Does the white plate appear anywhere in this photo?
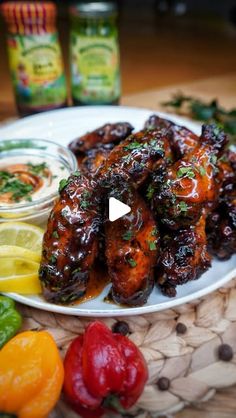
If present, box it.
[0,106,235,317]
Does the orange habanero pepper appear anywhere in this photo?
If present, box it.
[0,330,64,418]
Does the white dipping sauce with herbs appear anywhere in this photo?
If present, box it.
[0,155,70,206]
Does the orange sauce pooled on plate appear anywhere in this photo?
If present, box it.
[78,263,110,304]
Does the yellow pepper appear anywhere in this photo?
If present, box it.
[0,330,64,418]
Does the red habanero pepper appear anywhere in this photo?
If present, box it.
[63,321,148,418]
[63,335,104,418]
[82,321,127,398]
[113,333,148,409]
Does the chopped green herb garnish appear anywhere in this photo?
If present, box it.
[166,156,173,164]
[149,139,164,153]
[210,155,217,165]
[73,171,81,177]
[151,227,158,236]
[127,258,137,268]
[122,230,133,241]
[27,162,48,176]
[82,190,91,198]
[0,171,33,202]
[199,166,206,176]
[52,231,59,239]
[122,154,132,164]
[178,201,188,212]
[148,240,157,251]
[124,141,143,151]
[219,154,228,163]
[0,171,13,181]
[80,190,91,210]
[59,178,69,192]
[146,185,154,200]
[177,167,195,179]
[80,200,90,209]
[50,255,57,263]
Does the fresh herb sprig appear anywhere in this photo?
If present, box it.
[162,93,236,144]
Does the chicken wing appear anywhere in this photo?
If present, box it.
[151,124,228,229]
[157,213,211,297]
[144,114,199,158]
[39,172,102,304]
[144,114,173,131]
[80,143,115,175]
[206,149,236,260]
[103,174,159,306]
[69,122,134,155]
[98,129,173,187]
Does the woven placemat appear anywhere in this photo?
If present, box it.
[16,276,236,418]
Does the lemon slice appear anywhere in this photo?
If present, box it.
[0,222,44,254]
[0,270,41,294]
[0,258,41,294]
[0,274,41,294]
[0,223,44,294]
[0,245,41,263]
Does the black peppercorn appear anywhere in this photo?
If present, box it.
[157,377,170,391]
[218,343,233,362]
[112,321,130,336]
[176,322,187,335]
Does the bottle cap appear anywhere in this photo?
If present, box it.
[1,2,56,34]
[70,2,117,18]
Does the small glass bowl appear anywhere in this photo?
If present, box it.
[0,138,78,226]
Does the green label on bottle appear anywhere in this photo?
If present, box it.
[70,33,120,104]
[7,33,67,109]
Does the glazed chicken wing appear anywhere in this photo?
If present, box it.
[151,124,228,229]
[98,129,173,187]
[103,174,159,305]
[144,114,199,158]
[207,197,236,260]
[216,149,236,193]
[39,172,102,303]
[69,122,134,155]
[144,114,173,131]
[206,149,236,260]
[80,144,115,176]
[157,214,211,297]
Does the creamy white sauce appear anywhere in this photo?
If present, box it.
[0,155,70,206]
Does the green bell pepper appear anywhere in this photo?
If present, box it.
[0,296,22,349]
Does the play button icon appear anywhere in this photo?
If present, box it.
[109,197,131,222]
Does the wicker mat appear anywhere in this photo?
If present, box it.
[16,276,236,418]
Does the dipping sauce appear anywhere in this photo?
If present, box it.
[0,138,78,225]
[0,156,68,206]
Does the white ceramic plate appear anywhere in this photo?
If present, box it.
[0,106,235,317]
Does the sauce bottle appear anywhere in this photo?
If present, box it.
[1,1,67,117]
[70,1,121,106]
